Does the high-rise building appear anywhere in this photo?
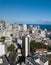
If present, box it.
[0,42,6,57]
[40,31,46,37]
[0,20,5,31]
[22,24,27,32]
[22,35,31,57]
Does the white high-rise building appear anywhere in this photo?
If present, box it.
[18,25,22,31]
[22,24,27,31]
[40,31,46,37]
[0,20,5,31]
[25,37,28,57]
[6,23,12,31]
[22,35,31,57]
[0,42,6,57]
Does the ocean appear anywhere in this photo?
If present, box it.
[27,24,51,31]
[19,24,51,31]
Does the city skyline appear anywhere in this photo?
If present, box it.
[0,0,51,24]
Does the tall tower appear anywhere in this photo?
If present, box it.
[22,24,27,32]
[22,35,31,57]
[25,36,28,57]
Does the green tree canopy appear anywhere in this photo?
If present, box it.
[30,40,51,52]
[7,44,15,52]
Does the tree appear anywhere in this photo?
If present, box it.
[30,40,51,53]
[1,36,5,42]
[7,44,15,52]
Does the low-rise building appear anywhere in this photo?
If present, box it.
[40,57,49,65]
[35,49,47,55]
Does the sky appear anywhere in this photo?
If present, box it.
[0,0,51,24]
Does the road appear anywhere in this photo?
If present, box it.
[0,56,9,65]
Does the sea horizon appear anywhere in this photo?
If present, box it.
[19,24,51,31]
